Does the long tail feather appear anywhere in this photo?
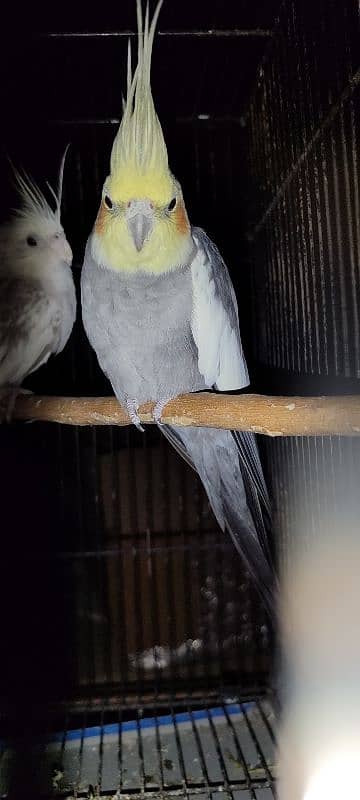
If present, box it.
[233,430,271,518]
[161,424,277,614]
[233,430,273,561]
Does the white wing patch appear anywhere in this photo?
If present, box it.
[190,235,249,391]
[0,284,62,387]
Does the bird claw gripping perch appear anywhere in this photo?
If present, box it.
[125,397,144,432]
[0,387,33,423]
[153,397,173,424]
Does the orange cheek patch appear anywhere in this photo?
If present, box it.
[95,204,107,235]
[174,202,190,236]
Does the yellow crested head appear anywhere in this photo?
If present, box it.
[92,0,193,274]
[106,164,173,208]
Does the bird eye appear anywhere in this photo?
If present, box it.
[168,197,177,212]
[26,236,37,247]
[104,195,113,210]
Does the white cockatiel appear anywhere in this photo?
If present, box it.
[81,0,275,610]
[0,150,76,412]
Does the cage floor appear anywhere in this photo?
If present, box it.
[0,696,276,798]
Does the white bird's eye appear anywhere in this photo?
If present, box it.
[104,195,113,210]
[168,197,177,212]
[27,236,37,247]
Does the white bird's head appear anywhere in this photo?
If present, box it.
[0,147,73,278]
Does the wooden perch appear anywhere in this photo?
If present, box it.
[5,392,360,436]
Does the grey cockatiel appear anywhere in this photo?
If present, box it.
[0,151,76,413]
[81,0,275,611]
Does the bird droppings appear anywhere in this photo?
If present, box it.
[0,701,276,797]
[52,768,64,790]
[226,749,243,767]
[169,415,194,427]
[250,425,284,437]
[91,412,118,424]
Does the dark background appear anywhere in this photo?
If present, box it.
[0,0,358,734]
[0,1,280,723]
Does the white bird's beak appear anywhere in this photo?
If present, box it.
[53,233,73,266]
[126,199,154,252]
[62,239,73,266]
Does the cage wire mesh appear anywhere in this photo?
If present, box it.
[0,0,359,796]
[247,0,360,567]
[0,0,276,715]
[1,701,276,798]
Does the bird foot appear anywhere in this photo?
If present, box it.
[0,387,33,423]
[153,397,173,424]
[125,397,144,432]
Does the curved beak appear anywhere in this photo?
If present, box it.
[126,200,154,252]
[52,233,73,266]
[61,238,73,266]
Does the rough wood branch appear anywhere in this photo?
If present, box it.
[5,393,360,436]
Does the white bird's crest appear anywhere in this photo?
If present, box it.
[11,144,69,230]
[0,146,72,276]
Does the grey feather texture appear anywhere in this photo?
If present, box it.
[81,240,206,405]
[81,226,275,611]
[0,162,76,392]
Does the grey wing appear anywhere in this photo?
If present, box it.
[81,246,117,385]
[190,226,249,391]
[161,229,274,610]
[0,278,62,387]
